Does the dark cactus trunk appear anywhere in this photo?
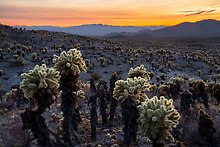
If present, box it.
[100,105,107,124]
[97,80,108,125]
[109,97,118,120]
[89,95,98,141]
[90,79,96,96]
[152,140,165,147]
[121,95,139,146]
[60,73,80,144]
[109,73,118,120]
[20,90,54,146]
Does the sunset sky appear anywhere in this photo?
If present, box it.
[1,0,220,27]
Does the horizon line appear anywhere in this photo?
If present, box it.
[12,23,167,28]
[1,18,219,28]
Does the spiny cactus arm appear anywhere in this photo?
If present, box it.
[53,48,87,75]
[169,77,184,84]
[113,80,129,101]
[113,77,150,102]
[20,64,60,99]
[159,84,170,91]
[73,90,85,99]
[128,64,150,80]
[138,96,180,143]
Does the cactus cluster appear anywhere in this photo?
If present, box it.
[138,96,180,143]
[113,77,150,102]
[20,64,60,99]
[53,48,87,75]
[189,79,207,94]
[128,64,150,80]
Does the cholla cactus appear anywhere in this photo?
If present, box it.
[20,64,60,146]
[113,77,150,102]
[129,58,134,67]
[32,53,37,60]
[212,83,220,104]
[20,64,60,99]
[0,70,3,77]
[188,78,197,86]
[159,84,170,91]
[189,79,206,91]
[73,90,85,99]
[198,109,216,143]
[158,84,171,97]
[168,77,184,99]
[169,77,184,85]
[98,57,106,67]
[54,48,86,143]
[53,48,87,75]
[128,64,150,80]
[138,96,180,145]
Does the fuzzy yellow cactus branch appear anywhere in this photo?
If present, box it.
[53,48,87,75]
[138,96,180,144]
[128,64,150,80]
[20,64,60,99]
[113,77,150,102]
[73,90,85,99]
[168,77,184,85]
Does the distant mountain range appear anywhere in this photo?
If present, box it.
[15,24,165,36]
[152,19,220,38]
[13,19,220,38]
[104,19,220,38]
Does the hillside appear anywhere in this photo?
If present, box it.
[15,24,164,36]
[152,19,220,38]
[102,19,220,39]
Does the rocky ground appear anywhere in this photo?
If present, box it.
[0,92,220,147]
[0,24,220,146]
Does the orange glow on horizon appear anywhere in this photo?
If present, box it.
[1,0,220,27]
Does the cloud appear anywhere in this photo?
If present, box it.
[210,3,220,7]
[178,9,217,16]
[186,10,206,16]
[206,9,216,13]
[178,10,197,13]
